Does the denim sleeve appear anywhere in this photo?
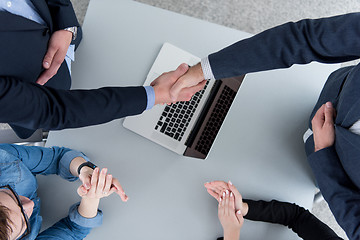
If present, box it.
[36,203,103,239]
[0,144,89,181]
[308,146,360,240]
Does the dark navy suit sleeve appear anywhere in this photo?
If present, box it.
[45,0,80,30]
[209,13,360,79]
[0,77,147,131]
[308,146,360,240]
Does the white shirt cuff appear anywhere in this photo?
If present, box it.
[201,57,216,80]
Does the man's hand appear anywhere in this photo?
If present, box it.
[218,190,243,240]
[311,102,336,152]
[150,63,207,105]
[36,30,73,85]
[169,63,205,102]
[79,167,128,202]
[205,181,248,216]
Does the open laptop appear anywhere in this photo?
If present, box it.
[123,43,245,159]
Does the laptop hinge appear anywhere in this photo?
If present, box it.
[185,79,222,148]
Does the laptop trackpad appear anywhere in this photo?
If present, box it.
[150,131,186,155]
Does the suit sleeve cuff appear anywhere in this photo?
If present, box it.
[144,86,155,110]
[201,57,216,80]
[307,146,338,167]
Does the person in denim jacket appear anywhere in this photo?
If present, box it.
[0,144,127,239]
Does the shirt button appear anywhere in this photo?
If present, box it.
[7,1,11,7]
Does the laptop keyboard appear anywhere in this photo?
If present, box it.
[154,81,209,141]
[195,85,236,155]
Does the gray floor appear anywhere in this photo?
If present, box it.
[32,0,360,239]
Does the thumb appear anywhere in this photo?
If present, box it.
[42,47,57,69]
[172,63,189,80]
[81,175,91,190]
[324,102,335,125]
[228,181,241,199]
[236,210,244,224]
[77,185,87,197]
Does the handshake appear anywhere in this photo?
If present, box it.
[151,63,207,105]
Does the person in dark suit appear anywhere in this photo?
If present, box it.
[0,0,206,139]
[170,13,360,240]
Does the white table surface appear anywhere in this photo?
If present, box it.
[39,0,340,239]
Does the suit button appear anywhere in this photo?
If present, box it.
[43,29,49,36]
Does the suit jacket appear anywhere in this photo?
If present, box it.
[0,0,147,138]
[207,13,360,240]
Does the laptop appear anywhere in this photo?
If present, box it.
[123,43,245,159]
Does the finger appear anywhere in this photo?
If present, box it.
[37,51,64,85]
[106,187,117,197]
[218,191,225,214]
[205,185,224,199]
[178,80,207,101]
[96,168,107,195]
[228,181,241,200]
[112,178,128,202]
[224,190,230,216]
[89,167,100,194]
[210,181,229,194]
[172,63,189,81]
[80,174,92,190]
[204,182,218,191]
[169,64,191,100]
[77,185,87,197]
[311,104,326,128]
[236,210,244,225]
[229,191,235,210]
[206,188,220,201]
[103,174,113,195]
[42,46,58,69]
[211,181,229,189]
[150,74,162,87]
[324,102,335,125]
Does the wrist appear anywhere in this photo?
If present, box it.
[314,146,321,152]
[78,197,100,218]
[224,229,240,240]
[77,161,97,176]
[241,202,249,217]
[314,144,330,152]
[153,86,164,105]
[70,157,88,177]
[191,63,205,81]
[63,26,78,40]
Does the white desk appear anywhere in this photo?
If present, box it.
[39,0,340,239]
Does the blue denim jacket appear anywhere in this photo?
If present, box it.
[0,144,103,239]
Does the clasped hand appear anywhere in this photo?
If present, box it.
[37,30,73,85]
[78,167,128,202]
[205,181,246,239]
[311,101,336,152]
[150,63,207,105]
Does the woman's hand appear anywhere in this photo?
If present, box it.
[205,181,248,216]
[218,190,244,240]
